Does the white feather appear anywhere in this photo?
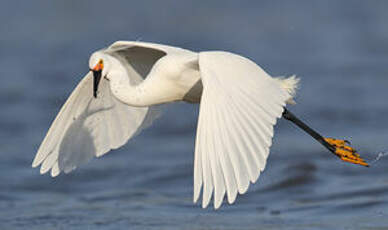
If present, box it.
[194,51,290,208]
[274,75,300,104]
[32,73,157,176]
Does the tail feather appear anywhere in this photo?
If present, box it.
[274,75,300,104]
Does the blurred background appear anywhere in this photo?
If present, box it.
[1,0,388,229]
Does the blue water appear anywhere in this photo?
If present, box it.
[1,1,388,229]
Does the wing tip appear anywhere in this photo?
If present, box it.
[250,171,261,184]
[32,155,43,168]
[36,166,60,177]
[39,166,50,175]
[193,193,200,204]
[31,161,39,168]
[51,170,60,177]
[214,196,224,210]
[202,197,212,209]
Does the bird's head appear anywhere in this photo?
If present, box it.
[89,52,109,98]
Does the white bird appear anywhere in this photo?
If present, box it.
[32,41,368,209]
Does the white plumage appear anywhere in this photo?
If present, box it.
[32,41,298,209]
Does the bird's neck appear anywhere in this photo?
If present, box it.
[109,69,182,107]
[108,69,144,107]
[107,54,198,107]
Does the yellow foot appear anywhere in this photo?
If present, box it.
[324,138,369,167]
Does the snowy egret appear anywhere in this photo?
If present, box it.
[32,41,368,209]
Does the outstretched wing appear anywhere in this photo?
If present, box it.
[32,72,159,177]
[33,41,194,177]
[194,51,290,209]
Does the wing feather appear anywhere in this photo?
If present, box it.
[228,102,260,183]
[33,73,156,176]
[201,98,213,208]
[33,75,91,167]
[222,101,251,194]
[193,107,204,203]
[232,97,271,165]
[51,161,60,177]
[194,51,290,208]
[216,107,238,204]
[207,99,226,209]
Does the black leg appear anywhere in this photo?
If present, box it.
[282,108,368,167]
[282,108,335,153]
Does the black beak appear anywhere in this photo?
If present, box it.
[92,70,102,98]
